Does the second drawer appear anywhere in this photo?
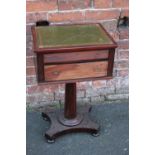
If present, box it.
[44,61,108,82]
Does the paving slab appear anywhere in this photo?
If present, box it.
[27,102,129,155]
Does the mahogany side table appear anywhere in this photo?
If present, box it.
[31,23,117,143]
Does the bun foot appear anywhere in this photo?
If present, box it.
[92,131,100,137]
[47,139,55,144]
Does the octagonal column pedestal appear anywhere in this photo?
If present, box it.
[42,83,100,143]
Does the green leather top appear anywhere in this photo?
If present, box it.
[35,24,113,48]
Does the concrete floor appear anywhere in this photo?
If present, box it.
[27,102,129,155]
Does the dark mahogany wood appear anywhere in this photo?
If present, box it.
[36,53,44,82]
[64,83,77,119]
[107,48,115,76]
[31,23,117,143]
[58,83,84,127]
[42,105,100,142]
[44,61,108,82]
[44,50,109,64]
[32,23,117,84]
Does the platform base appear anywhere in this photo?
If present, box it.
[42,105,100,143]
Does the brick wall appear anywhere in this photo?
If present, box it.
[26,0,129,107]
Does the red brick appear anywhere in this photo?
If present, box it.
[35,12,48,21]
[27,85,58,94]
[115,77,129,88]
[26,95,36,103]
[117,70,128,77]
[54,91,65,101]
[113,0,129,7]
[98,87,115,95]
[114,48,119,60]
[26,1,57,12]
[26,67,36,76]
[77,90,85,98]
[92,80,106,89]
[58,0,90,10]
[26,12,47,24]
[106,79,115,87]
[26,25,32,35]
[26,76,37,85]
[58,84,65,91]
[114,60,129,69]
[118,50,129,60]
[49,12,85,22]
[121,8,129,17]
[77,81,92,89]
[26,35,34,56]
[119,27,129,39]
[113,69,117,77]
[94,0,112,8]
[117,40,129,49]
[26,57,35,67]
[27,86,37,94]
[105,93,129,100]
[26,13,35,23]
[26,47,34,57]
[85,10,120,21]
[26,35,32,44]
[115,87,128,94]
[26,93,54,103]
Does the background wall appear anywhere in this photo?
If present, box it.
[26,0,129,108]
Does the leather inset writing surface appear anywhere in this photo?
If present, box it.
[35,24,113,48]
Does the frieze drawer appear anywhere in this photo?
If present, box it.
[44,50,109,64]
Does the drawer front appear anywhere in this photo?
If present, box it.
[44,50,109,64]
[44,61,108,81]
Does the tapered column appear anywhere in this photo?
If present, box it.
[64,83,77,119]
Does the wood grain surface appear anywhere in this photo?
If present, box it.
[44,50,109,64]
[44,61,108,81]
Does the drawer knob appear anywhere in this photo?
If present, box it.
[52,71,60,75]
